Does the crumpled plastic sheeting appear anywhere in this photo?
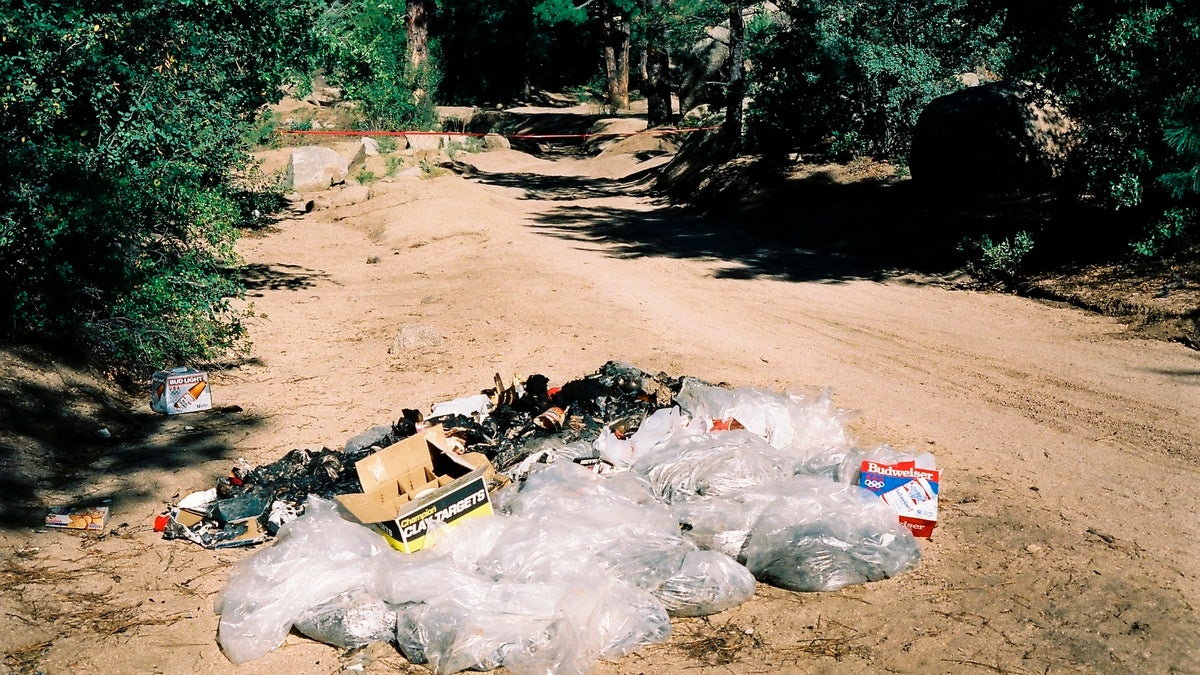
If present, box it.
[655,549,757,617]
[506,438,596,482]
[632,429,789,503]
[216,464,755,673]
[293,588,395,649]
[214,496,392,663]
[214,379,925,670]
[675,380,853,461]
[740,477,922,592]
[397,577,671,675]
[673,477,922,592]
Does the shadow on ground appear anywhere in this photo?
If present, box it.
[242,262,329,294]
[466,161,1027,284]
[0,345,265,530]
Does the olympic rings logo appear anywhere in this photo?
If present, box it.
[863,478,886,490]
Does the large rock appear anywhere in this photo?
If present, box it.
[348,137,379,173]
[482,133,510,150]
[405,134,449,151]
[679,25,730,114]
[909,81,1076,194]
[285,146,349,192]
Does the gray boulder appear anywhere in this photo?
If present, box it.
[909,81,1076,195]
[482,133,510,150]
[679,26,729,114]
[348,137,380,173]
[286,146,349,192]
[405,134,449,151]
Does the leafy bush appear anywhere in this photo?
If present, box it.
[0,0,313,374]
[310,0,439,131]
[446,137,484,159]
[746,0,1008,158]
[1131,208,1195,258]
[1002,1,1200,256]
[375,136,400,154]
[960,231,1036,288]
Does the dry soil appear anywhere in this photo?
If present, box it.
[1,109,1198,675]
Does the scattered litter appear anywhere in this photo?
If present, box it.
[335,426,497,553]
[163,507,267,548]
[45,505,109,531]
[741,478,923,592]
[177,488,217,513]
[428,393,491,420]
[172,361,937,672]
[858,456,939,538]
[150,366,212,415]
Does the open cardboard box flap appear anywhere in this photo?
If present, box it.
[336,425,498,552]
[354,426,478,493]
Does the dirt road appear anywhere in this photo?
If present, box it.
[3,131,1199,674]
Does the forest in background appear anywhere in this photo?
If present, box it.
[1,0,1197,374]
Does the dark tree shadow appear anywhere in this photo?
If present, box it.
[466,160,1039,284]
[468,169,657,202]
[0,345,266,529]
[242,262,329,294]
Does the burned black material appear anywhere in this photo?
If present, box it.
[167,362,694,547]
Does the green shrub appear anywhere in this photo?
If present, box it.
[311,0,439,131]
[1131,208,1195,258]
[375,136,400,154]
[1003,2,1200,257]
[446,137,484,158]
[745,0,1008,158]
[960,231,1036,287]
[384,155,407,176]
[0,0,313,375]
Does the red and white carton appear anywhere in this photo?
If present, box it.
[150,367,212,415]
[858,459,939,538]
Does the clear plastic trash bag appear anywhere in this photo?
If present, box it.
[742,477,922,592]
[214,496,390,663]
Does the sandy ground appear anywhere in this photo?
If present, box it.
[2,125,1199,675]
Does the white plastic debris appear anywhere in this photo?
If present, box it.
[428,393,491,420]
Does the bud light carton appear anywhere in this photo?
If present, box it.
[151,367,212,415]
[859,459,939,537]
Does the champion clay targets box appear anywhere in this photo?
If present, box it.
[336,425,497,553]
[150,366,212,415]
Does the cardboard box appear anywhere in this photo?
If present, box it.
[151,367,212,415]
[858,460,939,538]
[337,426,495,553]
[46,505,109,531]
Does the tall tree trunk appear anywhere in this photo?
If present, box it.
[644,0,674,126]
[406,0,430,71]
[600,0,631,110]
[522,0,534,100]
[723,0,746,154]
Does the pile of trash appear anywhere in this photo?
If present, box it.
[177,361,936,672]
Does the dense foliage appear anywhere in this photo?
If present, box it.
[999,0,1199,256]
[308,0,439,130]
[745,0,1009,158]
[0,0,312,373]
[436,0,598,103]
[2,0,1196,372]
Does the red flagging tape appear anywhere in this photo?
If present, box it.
[278,126,721,140]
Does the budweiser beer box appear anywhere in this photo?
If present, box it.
[150,367,212,415]
[859,459,939,538]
